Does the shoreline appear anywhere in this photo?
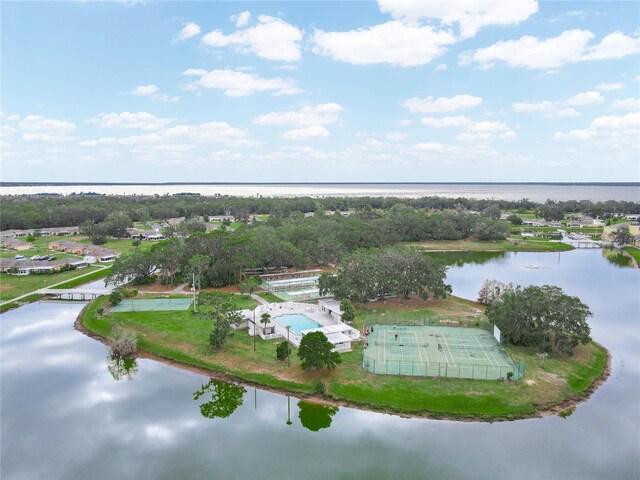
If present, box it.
[74,302,611,423]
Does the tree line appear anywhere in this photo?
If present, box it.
[2,193,638,230]
[107,212,504,288]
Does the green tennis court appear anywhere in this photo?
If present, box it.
[363,325,523,380]
[111,298,193,312]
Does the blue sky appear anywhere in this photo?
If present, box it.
[1,1,639,183]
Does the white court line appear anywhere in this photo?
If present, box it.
[474,333,498,368]
[440,333,457,367]
[411,330,425,363]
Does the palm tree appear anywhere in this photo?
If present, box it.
[260,312,271,337]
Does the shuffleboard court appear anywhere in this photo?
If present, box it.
[111,298,193,312]
[363,325,523,380]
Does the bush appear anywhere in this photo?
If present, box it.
[110,324,137,358]
[276,340,290,360]
[132,239,141,247]
[109,288,123,306]
[314,381,326,395]
[97,307,105,316]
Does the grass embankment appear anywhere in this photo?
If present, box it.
[0,265,103,301]
[410,238,574,252]
[623,247,640,264]
[80,294,607,420]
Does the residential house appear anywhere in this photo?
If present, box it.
[0,238,32,251]
[0,257,87,275]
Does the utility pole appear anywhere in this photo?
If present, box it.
[286,326,291,367]
[253,308,256,351]
[193,272,197,313]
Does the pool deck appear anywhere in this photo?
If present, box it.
[241,302,360,351]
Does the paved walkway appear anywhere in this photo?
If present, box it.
[251,293,268,305]
[0,265,110,307]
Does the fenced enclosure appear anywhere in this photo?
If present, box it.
[111,298,193,312]
[362,324,523,381]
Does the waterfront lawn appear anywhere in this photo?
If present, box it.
[0,265,102,301]
[624,247,640,264]
[410,238,574,252]
[81,294,607,419]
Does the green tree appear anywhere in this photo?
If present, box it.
[614,226,634,246]
[339,299,356,322]
[297,331,342,372]
[188,254,211,290]
[276,340,290,360]
[108,249,158,286]
[109,287,124,306]
[487,285,591,356]
[260,312,271,333]
[506,214,523,225]
[193,379,246,419]
[238,275,261,295]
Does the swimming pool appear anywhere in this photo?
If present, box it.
[274,314,321,334]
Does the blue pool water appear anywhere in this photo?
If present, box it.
[274,314,321,334]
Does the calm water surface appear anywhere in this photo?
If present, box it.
[1,250,639,479]
[2,183,639,202]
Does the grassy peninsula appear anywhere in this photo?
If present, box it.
[79,294,608,421]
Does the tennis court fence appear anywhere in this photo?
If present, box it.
[362,357,525,380]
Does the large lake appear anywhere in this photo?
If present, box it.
[2,183,639,202]
[1,249,639,479]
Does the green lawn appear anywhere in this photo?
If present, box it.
[231,295,259,310]
[75,237,153,254]
[256,292,284,303]
[52,267,111,289]
[410,238,574,252]
[81,294,607,419]
[624,247,640,264]
[0,265,103,301]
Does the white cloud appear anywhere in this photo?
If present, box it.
[174,22,201,42]
[312,22,457,67]
[595,82,624,91]
[460,29,640,69]
[253,103,343,127]
[435,63,447,71]
[378,0,539,38]
[81,120,254,149]
[386,132,409,141]
[131,84,159,96]
[403,94,482,113]
[612,97,640,110]
[513,102,580,117]
[420,115,516,141]
[88,112,174,130]
[398,119,413,127]
[566,91,604,106]
[582,31,640,60]
[554,112,640,140]
[232,11,251,28]
[130,85,180,103]
[202,15,302,62]
[421,116,472,128]
[182,69,301,97]
[282,125,330,140]
[557,108,580,117]
[18,115,76,142]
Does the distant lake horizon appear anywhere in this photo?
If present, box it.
[1,182,639,202]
